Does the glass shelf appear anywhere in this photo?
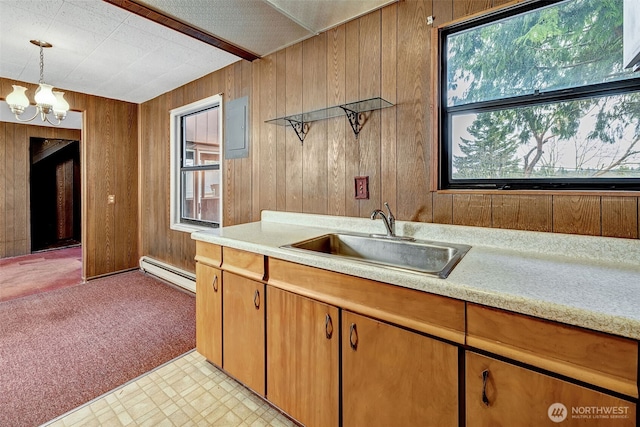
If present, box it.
[265,97,393,142]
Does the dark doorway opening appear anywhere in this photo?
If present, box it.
[30,137,81,252]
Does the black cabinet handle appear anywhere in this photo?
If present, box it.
[349,323,358,350]
[325,314,333,339]
[481,369,490,407]
[253,289,260,309]
[212,274,218,292]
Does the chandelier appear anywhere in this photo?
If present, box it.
[5,40,69,126]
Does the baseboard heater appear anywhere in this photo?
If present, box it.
[139,256,195,293]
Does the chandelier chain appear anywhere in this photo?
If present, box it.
[39,45,44,84]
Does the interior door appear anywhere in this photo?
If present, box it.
[30,137,81,251]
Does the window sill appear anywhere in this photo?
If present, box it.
[436,189,640,197]
[171,223,219,234]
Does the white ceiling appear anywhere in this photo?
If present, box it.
[0,0,396,105]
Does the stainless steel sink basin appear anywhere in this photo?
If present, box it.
[281,233,471,278]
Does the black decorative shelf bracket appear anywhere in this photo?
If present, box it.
[340,106,363,138]
[286,119,308,143]
[265,97,393,144]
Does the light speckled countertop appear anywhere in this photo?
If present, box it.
[192,211,640,340]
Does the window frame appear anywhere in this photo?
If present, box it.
[438,0,640,192]
[169,94,223,232]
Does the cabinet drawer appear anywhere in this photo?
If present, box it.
[222,247,264,281]
[268,258,465,343]
[194,241,222,267]
[467,303,638,398]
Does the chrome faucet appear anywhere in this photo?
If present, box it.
[370,202,396,237]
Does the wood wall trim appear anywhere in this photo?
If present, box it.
[102,0,259,62]
[437,189,640,197]
[429,26,440,193]
[444,0,523,29]
[136,85,143,267]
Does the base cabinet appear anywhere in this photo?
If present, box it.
[222,271,265,395]
[194,243,639,427]
[195,262,222,366]
[266,287,339,427]
[466,352,637,427]
[342,311,459,427]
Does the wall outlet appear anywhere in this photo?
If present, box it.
[355,176,369,199]
[107,194,115,204]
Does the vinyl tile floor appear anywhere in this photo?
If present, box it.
[43,351,297,427]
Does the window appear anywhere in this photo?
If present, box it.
[440,0,640,190]
[170,95,222,231]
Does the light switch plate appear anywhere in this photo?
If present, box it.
[355,176,369,199]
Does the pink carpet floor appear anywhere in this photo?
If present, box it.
[0,270,196,427]
[0,246,82,302]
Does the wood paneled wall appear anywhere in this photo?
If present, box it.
[1,78,138,279]
[0,122,80,258]
[139,0,638,273]
[251,0,639,239]
[138,62,252,273]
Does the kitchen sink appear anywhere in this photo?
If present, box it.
[281,233,471,278]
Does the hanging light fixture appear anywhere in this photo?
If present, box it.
[5,40,69,125]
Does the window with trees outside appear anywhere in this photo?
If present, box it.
[170,95,222,231]
[440,0,640,190]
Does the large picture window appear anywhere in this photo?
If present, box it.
[440,0,640,190]
[170,95,222,231]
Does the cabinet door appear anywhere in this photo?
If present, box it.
[196,263,222,366]
[222,271,265,395]
[342,311,459,427]
[266,287,339,427]
[466,352,636,427]
[195,262,222,366]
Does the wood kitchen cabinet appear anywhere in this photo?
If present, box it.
[195,262,222,366]
[466,352,636,427]
[222,271,265,395]
[467,303,638,398]
[342,311,459,427]
[266,287,339,427]
[192,242,639,427]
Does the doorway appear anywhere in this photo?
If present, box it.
[29,137,81,252]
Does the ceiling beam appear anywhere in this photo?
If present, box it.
[103,0,260,62]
